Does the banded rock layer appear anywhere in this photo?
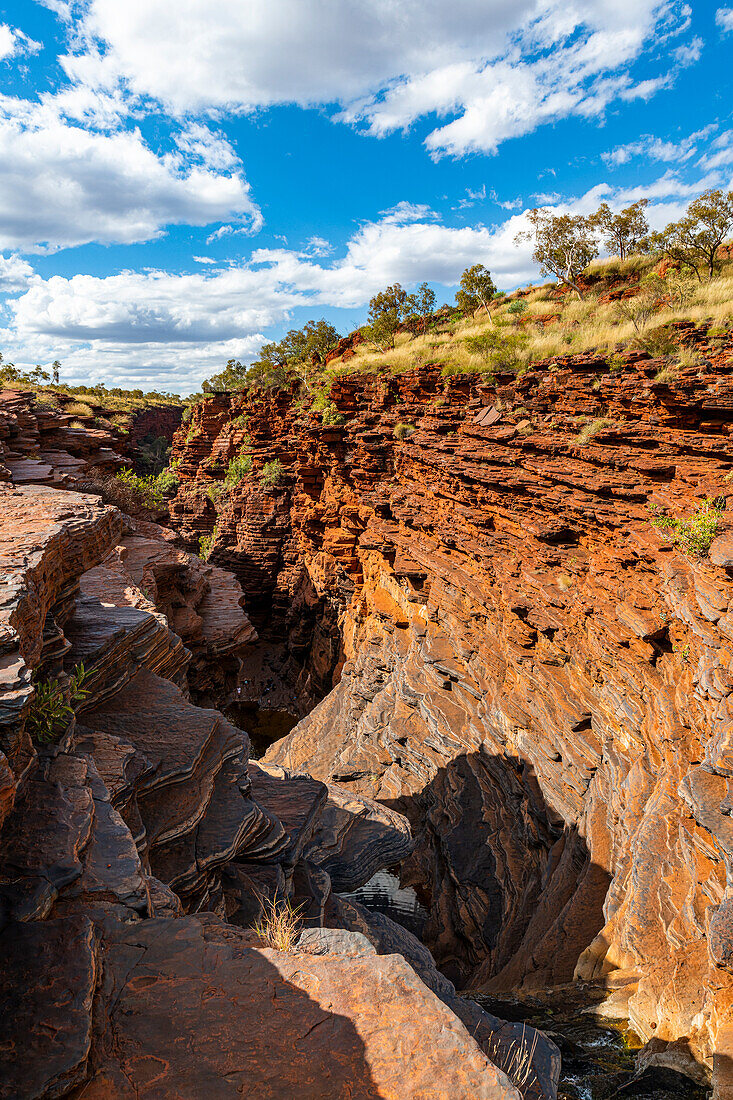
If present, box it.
[170,323,733,1082]
[0,469,540,1098]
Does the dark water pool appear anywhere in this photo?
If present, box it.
[464,988,711,1100]
[342,869,429,939]
[226,703,299,758]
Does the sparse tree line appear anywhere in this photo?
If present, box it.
[519,188,733,300]
[199,186,732,395]
[6,189,730,401]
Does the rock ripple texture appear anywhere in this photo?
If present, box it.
[0,439,538,1098]
[169,326,733,1077]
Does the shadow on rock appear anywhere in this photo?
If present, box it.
[382,748,611,997]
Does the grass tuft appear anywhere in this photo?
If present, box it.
[253,895,304,953]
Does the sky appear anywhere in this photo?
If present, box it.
[0,1,731,396]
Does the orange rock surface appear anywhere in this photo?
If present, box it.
[170,321,733,1076]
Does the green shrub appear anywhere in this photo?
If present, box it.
[633,325,677,357]
[393,422,415,440]
[260,459,284,487]
[114,468,166,509]
[33,394,59,411]
[26,664,90,744]
[223,453,253,488]
[464,325,528,370]
[199,526,218,560]
[649,499,724,556]
[154,468,179,496]
[507,300,528,315]
[321,403,344,426]
[207,483,224,504]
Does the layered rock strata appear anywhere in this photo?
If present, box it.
[169,320,733,1084]
[0,462,544,1096]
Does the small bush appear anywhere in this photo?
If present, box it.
[464,325,528,370]
[321,403,345,426]
[223,453,253,488]
[260,459,284,487]
[114,468,166,509]
[206,483,224,504]
[199,526,218,560]
[394,422,415,440]
[26,664,90,744]
[154,468,179,496]
[576,418,610,446]
[254,895,304,953]
[507,300,528,315]
[64,401,94,417]
[232,413,249,428]
[633,325,677,357]
[33,394,59,411]
[649,499,724,556]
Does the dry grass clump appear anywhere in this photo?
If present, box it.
[484,1024,540,1092]
[576,418,610,445]
[64,401,95,417]
[254,895,304,952]
[584,253,653,278]
[654,366,678,384]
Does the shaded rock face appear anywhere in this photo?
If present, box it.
[169,326,733,1070]
[0,462,540,1098]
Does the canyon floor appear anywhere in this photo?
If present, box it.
[2,266,733,1098]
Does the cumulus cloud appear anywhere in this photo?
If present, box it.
[0,253,36,294]
[4,170,720,393]
[64,0,689,157]
[0,95,261,250]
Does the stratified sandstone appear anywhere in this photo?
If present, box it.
[169,319,733,1081]
[0,436,536,1099]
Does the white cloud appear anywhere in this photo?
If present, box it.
[673,35,703,64]
[205,223,253,245]
[65,0,686,157]
[0,253,36,294]
[716,8,733,33]
[4,170,721,393]
[0,95,261,251]
[700,130,733,171]
[603,124,718,167]
[0,24,41,63]
[192,256,217,264]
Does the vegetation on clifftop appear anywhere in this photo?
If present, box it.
[194,190,733,414]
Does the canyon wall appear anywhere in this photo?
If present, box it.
[0,389,544,1100]
[170,320,733,1079]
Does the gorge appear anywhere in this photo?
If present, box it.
[2,291,733,1098]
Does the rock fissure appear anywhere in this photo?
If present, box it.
[0,388,552,1099]
[166,332,733,1086]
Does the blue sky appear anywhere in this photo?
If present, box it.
[0,0,731,395]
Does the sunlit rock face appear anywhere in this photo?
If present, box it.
[171,324,733,1067]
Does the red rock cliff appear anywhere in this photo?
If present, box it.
[170,321,733,1078]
